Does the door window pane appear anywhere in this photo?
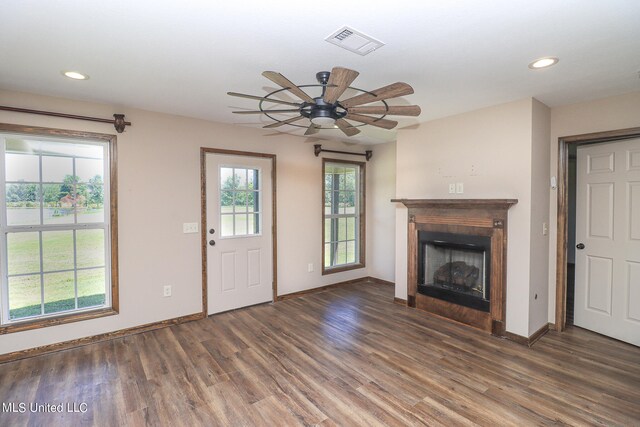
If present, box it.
[235,214,248,235]
[248,214,258,235]
[221,214,234,236]
[220,167,234,190]
[234,169,247,190]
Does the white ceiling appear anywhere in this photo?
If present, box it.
[1,0,639,144]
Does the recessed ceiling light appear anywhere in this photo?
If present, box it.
[528,57,559,69]
[62,71,89,80]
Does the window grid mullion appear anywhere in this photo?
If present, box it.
[72,157,78,225]
[73,229,78,310]
[38,231,44,317]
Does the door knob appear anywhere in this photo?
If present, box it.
[209,228,215,234]
[576,243,585,250]
[209,240,216,246]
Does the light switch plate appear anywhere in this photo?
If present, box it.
[448,183,456,194]
[183,223,199,234]
[456,182,464,194]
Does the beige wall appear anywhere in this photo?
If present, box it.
[528,99,551,335]
[0,89,395,355]
[547,91,640,323]
[366,141,396,283]
[395,98,536,337]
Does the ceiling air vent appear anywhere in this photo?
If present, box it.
[325,26,385,56]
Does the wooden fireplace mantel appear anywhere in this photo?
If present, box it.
[391,198,518,209]
[393,198,517,336]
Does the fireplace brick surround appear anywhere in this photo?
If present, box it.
[393,199,517,336]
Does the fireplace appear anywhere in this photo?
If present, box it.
[418,231,491,312]
[392,198,517,335]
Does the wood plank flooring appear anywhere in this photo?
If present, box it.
[1,281,639,426]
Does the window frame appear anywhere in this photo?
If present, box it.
[322,158,366,275]
[0,123,118,334]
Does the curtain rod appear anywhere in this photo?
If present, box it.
[0,105,131,133]
[314,144,372,161]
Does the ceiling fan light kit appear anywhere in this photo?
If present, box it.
[228,67,421,137]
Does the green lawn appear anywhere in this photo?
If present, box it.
[7,229,106,320]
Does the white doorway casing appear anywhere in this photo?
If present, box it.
[204,151,275,315]
[574,138,640,346]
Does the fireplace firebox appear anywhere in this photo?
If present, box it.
[418,231,491,312]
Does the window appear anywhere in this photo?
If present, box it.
[322,159,365,274]
[0,126,117,332]
[219,166,261,237]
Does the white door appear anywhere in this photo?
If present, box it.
[575,138,640,346]
[206,153,274,314]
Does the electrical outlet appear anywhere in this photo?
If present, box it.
[183,223,199,234]
[543,222,548,236]
[163,285,172,297]
[456,182,464,194]
[448,183,456,194]
[308,263,314,273]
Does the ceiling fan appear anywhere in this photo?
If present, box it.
[228,67,421,137]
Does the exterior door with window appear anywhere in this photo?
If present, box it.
[205,152,273,314]
[574,138,640,346]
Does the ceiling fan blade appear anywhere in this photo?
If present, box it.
[347,105,421,116]
[262,115,306,128]
[227,92,301,107]
[232,109,300,114]
[345,113,398,130]
[304,124,320,135]
[340,82,415,108]
[262,71,315,103]
[323,67,359,104]
[335,118,361,137]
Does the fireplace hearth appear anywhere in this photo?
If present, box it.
[392,198,517,335]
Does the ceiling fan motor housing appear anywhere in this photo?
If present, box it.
[304,97,346,125]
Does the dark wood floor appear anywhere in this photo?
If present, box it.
[1,282,639,426]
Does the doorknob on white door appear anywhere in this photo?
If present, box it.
[209,240,216,246]
[576,243,585,250]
